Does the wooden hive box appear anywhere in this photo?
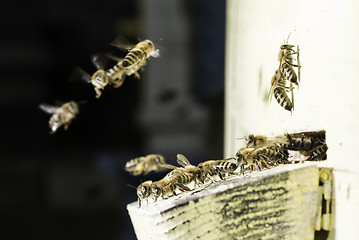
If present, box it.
[127,163,333,240]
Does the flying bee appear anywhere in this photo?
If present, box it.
[74,53,110,98]
[197,158,238,182]
[136,180,153,208]
[125,154,166,176]
[269,70,294,112]
[111,36,159,68]
[110,36,159,81]
[39,101,80,134]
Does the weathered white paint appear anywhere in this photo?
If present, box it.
[225,0,359,238]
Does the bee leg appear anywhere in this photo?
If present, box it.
[176,183,191,192]
[261,160,269,169]
[112,78,125,88]
[240,165,245,175]
[138,198,141,208]
[64,124,69,130]
[95,88,102,98]
[134,72,141,79]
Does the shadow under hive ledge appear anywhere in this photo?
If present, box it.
[127,163,333,240]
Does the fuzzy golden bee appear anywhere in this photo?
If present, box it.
[161,154,203,185]
[77,37,158,98]
[150,171,192,202]
[39,101,79,134]
[197,158,238,182]
[125,154,166,176]
[109,36,159,86]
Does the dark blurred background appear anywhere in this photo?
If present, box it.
[0,0,225,239]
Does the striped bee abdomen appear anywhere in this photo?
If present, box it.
[122,49,143,68]
[274,87,293,111]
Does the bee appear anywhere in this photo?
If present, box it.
[269,70,294,112]
[197,158,238,182]
[110,36,159,83]
[309,144,328,161]
[125,154,166,176]
[285,130,326,151]
[76,52,127,98]
[161,154,203,185]
[39,101,79,134]
[245,134,290,148]
[236,147,262,174]
[236,145,288,174]
[278,43,301,87]
[150,170,191,202]
[254,146,290,166]
[136,180,153,208]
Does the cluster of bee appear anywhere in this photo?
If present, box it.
[131,130,328,207]
[39,37,159,133]
[269,35,301,113]
[132,154,238,207]
[236,130,328,174]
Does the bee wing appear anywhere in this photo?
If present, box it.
[176,154,190,167]
[106,53,124,63]
[160,163,180,170]
[70,67,92,83]
[39,103,58,114]
[110,36,135,51]
[91,53,109,70]
[268,72,278,101]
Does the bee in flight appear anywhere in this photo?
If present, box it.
[109,36,160,86]
[77,36,159,98]
[39,101,80,134]
[125,154,166,176]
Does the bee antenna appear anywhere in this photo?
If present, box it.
[286,32,292,43]
[236,136,246,140]
[78,100,88,106]
[127,184,137,190]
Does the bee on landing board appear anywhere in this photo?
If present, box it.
[197,158,238,182]
[160,154,203,187]
[39,101,80,134]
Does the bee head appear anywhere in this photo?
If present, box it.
[137,181,152,199]
[91,70,109,88]
[66,101,79,115]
